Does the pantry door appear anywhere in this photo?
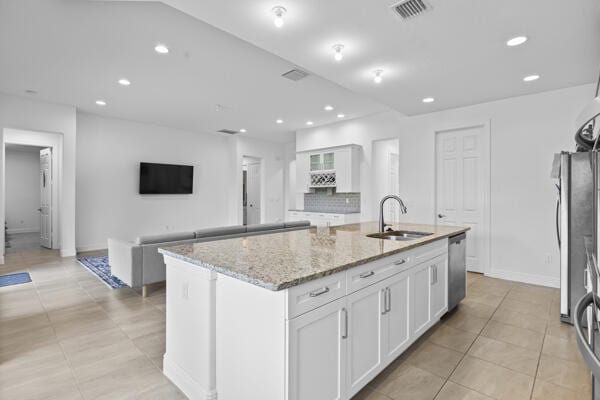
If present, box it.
[435,123,490,273]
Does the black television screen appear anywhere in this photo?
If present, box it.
[139,162,194,194]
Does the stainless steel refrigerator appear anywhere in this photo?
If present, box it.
[553,151,599,324]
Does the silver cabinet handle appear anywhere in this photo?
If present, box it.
[359,271,375,279]
[431,265,438,285]
[394,259,407,266]
[386,288,391,312]
[381,289,387,315]
[309,287,330,297]
[341,308,348,339]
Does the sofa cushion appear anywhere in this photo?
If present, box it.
[246,222,285,233]
[284,220,311,229]
[135,231,195,245]
[195,225,246,239]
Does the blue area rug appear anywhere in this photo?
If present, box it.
[77,255,127,289]
[0,272,32,287]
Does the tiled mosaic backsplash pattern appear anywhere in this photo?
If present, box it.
[304,190,361,213]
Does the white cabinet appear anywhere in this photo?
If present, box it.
[381,270,411,364]
[288,297,347,400]
[334,147,360,193]
[288,211,361,227]
[429,254,448,321]
[411,262,431,338]
[296,145,360,193]
[346,281,385,395]
[296,152,310,193]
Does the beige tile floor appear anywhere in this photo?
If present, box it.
[0,250,593,400]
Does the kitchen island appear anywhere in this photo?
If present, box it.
[158,222,468,400]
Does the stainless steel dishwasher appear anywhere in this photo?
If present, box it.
[448,232,467,311]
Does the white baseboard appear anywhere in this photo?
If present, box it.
[76,244,108,253]
[0,256,4,265]
[6,228,39,234]
[486,268,560,288]
[163,354,217,400]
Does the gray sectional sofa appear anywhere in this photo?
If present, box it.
[108,221,311,296]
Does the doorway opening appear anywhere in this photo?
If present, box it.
[4,144,53,254]
[242,157,262,225]
[372,139,401,222]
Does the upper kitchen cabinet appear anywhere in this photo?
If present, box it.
[296,145,360,193]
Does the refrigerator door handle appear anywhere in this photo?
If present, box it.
[555,196,561,248]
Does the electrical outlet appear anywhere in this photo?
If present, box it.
[545,254,552,264]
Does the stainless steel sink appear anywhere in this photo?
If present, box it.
[366,230,433,241]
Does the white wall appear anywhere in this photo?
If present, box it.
[0,93,77,259]
[296,84,595,287]
[76,112,236,251]
[5,149,41,233]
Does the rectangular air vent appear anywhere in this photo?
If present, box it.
[218,129,239,135]
[391,0,431,19]
[282,69,310,81]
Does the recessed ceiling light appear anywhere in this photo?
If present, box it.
[422,97,435,103]
[332,44,344,62]
[239,128,247,133]
[276,119,284,124]
[324,105,334,111]
[118,78,131,86]
[373,69,383,84]
[506,36,528,47]
[306,121,314,126]
[95,100,107,106]
[272,6,286,28]
[523,74,540,82]
[154,44,169,54]
[337,114,345,118]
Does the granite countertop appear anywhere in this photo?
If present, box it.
[288,209,361,214]
[159,222,469,291]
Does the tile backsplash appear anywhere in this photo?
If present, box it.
[304,190,360,213]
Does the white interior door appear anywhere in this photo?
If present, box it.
[246,161,261,225]
[39,148,52,248]
[435,125,488,273]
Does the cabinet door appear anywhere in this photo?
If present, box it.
[296,153,310,193]
[323,152,335,170]
[346,282,385,397]
[288,297,347,400]
[382,270,411,364]
[430,255,448,321]
[310,153,322,171]
[411,262,431,338]
[335,148,351,192]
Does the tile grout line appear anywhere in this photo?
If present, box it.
[433,281,515,400]
[27,259,87,400]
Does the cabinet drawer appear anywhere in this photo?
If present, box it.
[286,271,347,319]
[347,251,413,294]
[413,239,448,265]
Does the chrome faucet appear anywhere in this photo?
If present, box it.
[379,195,408,233]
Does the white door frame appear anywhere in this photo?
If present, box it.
[241,156,264,225]
[1,129,62,258]
[433,120,491,275]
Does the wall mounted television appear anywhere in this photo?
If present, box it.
[139,162,194,194]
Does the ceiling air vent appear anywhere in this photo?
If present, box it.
[217,129,239,135]
[281,68,310,81]
[391,0,431,19]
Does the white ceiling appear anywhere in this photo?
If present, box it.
[0,0,386,142]
[152,0,600,115]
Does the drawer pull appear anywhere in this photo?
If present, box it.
[394,259,407,265]
[341,308,348,339]
[359,271,375,279]
[309,287,330,297]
